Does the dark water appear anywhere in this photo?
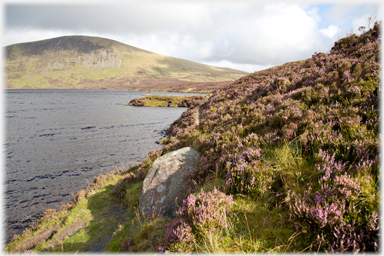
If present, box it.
[3,89,198,242]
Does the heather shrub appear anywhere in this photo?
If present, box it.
[160,22,380,253]
[162,219,195,253]
[177,188,234,233]
[120,238,135,252]
[289,150,379,252]
[160,188,234,252]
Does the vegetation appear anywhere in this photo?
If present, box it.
[129,95,207,107]
[156,22,381,253]
[5,23,380,253]
[5,35,247,91]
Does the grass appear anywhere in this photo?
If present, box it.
[6,167,128,253]
[106,211,173,252]
[179,142,314,253]
[5,35,248,90]
[262,139,316,198]
[129,95,206,107]
[196,196,304,253]
[5,144,311,253]
[104,142,313,254]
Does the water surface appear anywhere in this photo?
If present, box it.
[4,89,198,242]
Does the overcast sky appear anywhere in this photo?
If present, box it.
[2,0,382,72]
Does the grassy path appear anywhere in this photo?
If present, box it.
[47,183,133,253]
[6,171,138,253]
[83,196,132,252]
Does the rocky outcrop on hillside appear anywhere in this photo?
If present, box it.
[5,35,248,90]
[80,48,122,69]
[139,147,200,218]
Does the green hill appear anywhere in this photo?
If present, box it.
[5,36,248,92]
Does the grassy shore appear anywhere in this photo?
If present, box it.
[128,94,207,108]
[5,162,147,253]
[5,154,306,253]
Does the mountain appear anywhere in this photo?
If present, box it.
[4,36,249,92]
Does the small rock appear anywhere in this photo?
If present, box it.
[15,225,60,252]
[139,147,200,218]
[45,221,87,250]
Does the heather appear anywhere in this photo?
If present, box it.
[5,23,380,253]
[157,23,381,253]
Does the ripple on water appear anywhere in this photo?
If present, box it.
[4,89,201,242]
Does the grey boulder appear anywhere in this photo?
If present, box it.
[139,147,200,218]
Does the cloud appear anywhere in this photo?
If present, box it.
[206,4,323,65]
[4,2,382,73]
[320,24,339,38]
[5,4,212,36]
[4,28,74,45]
[202,60,273,73]
[322,4,380,32]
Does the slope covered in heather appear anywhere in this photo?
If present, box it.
[5,36,248,92]
[156,22,380,253]
[6,23,380,254]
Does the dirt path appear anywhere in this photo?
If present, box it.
[84,198,131,252]
[197,105,204,125]
[196,93,213,125]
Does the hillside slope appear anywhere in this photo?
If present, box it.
[158,22,380,253]
[5,36,248,91]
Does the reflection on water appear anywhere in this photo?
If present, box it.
[4,89,200,242]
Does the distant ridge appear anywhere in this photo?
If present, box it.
[5,36,249,92]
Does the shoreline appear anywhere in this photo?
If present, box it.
[4,95,198,247]
[3,90,197,245]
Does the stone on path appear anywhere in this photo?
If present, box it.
[139,147,200,218]
[43,221,87,251]
[15,225,60,252]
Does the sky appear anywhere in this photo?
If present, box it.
[1,0,383,73]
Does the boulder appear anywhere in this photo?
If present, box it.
[139,147,200,218]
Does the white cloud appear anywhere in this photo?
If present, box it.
[3,2,381,73]
[4,28,67,46]
[202,60,272,73]
[320,24,339,38]
[207,4,322,65]
[322,3,380,34]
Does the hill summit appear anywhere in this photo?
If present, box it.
[5,36,248,92]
